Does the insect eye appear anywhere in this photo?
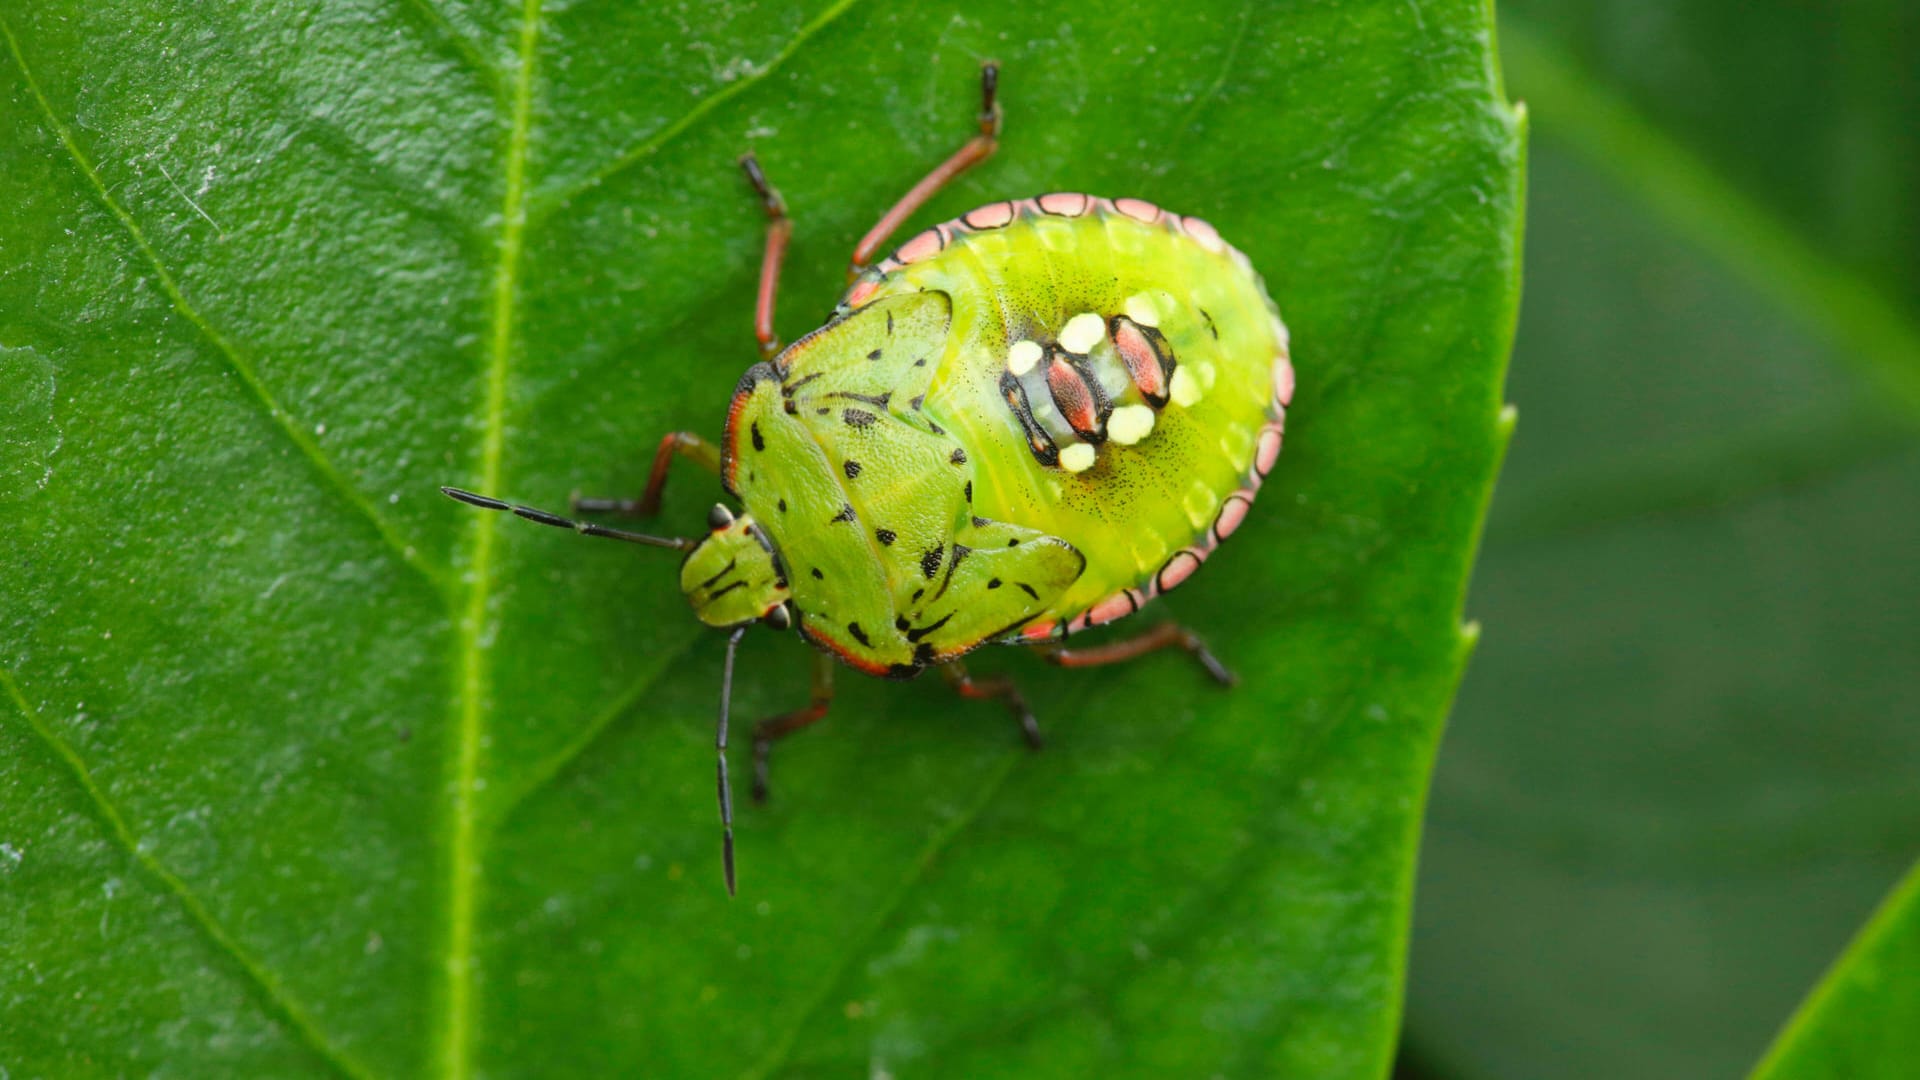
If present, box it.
[707,504,736,531]
[762,604,792,631]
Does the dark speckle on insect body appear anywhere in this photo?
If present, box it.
[811,567,824,579]
[987,578,1002,589]
[914,642,937,665]
[895,615,910,631]
[876,528,897,545]
[868,348,883,361]
[950,447,967,465]
[843,407,877,429]
[817,407,830,415]
[777,498,788,513]
[964,482,973,502]
[911,587,925,602]
[1007,538,1020,547]
[849,622,872,647]
[921,546,943,578]
[830,503,856,524]
[1017,582,1039,600]
[750,422,765,451]
[844,459,862,479]
[971,515,989,527]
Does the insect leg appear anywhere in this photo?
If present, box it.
[1038,623,1237,687]
[570,430,721,517]
[752,649,837,803]
[847,61,1002,280]
[940,658,1044,750]
[739,153,792,358]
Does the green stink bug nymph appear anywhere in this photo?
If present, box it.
[443,63,1295,894]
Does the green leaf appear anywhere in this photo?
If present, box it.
[0,2,1521,1076]
[1751,857,1920,1080]
[1403,14,1920,1080]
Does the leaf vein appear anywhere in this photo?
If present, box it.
[439,1,543,1076]
[527,0,865,224]
[487,631,705,829]
[737,747,1029,1080]
[0,15,452,596]
[0,669,377,1080]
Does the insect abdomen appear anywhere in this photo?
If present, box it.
[847,196,1294,639]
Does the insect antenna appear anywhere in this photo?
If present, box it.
[716,624,749,896]
[440,487,694,551]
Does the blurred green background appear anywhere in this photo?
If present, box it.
[1403,3,1920,1078]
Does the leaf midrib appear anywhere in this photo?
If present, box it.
[439,1,542,1077]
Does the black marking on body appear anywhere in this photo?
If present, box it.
[826,390,891,407]
[867,348,883,361]
[782,371,823,397]
[886,311,895,334]
[810,567,824,579]
[830,503,856,524]
[708,580,745,600]
[876,528,897,545]
[913,643,937,665]
[910,394,925,410]
[777,498,787,513]
[920,545,944,579]
[783,399,797,415]
[697,558,738,589]
[733,361,781,397]
[844,459,862,479]
[930,544,970,603]
[1200,307,1220,340]
[971,516,990,528]
[1016,582,1039,600]
[911,587,925,602]
[895,615,911,632]
[999,370,1059,467]
[987,578,1002,589]
[747,523,789,588]
[964,482,974,502]
[842,408,878,429]
[983,611,1046,644]
[750,422,765,451]
[950,447,967,465]
[905,612,954,643]
[848,622,872,647]
[886,663,919,679]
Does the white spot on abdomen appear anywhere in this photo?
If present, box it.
[1058,312,1106,354]
[1059,443,1097,473]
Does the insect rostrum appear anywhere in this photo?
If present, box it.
[443,63,1294,895]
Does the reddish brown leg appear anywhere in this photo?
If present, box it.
[1040,622,1237,687]
[752,649,836,803]
[847,62,1002,280]
[941,658,1044,749]
[738,153,793,358]
[571,430,720,517]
